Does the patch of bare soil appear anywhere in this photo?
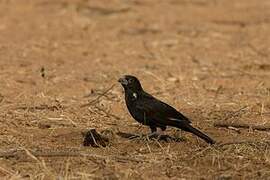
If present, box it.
[0,0,270,179]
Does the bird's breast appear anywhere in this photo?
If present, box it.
[125,99,147,125]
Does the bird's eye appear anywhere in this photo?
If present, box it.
[128,79,133,83]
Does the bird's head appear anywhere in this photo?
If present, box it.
[118,75,143,92]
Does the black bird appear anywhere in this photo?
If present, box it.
[118,75,215,144]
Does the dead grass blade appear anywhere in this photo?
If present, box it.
[214,122,270,131]
[80,84,116,108]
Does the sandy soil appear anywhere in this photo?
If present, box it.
[0,0,270,179]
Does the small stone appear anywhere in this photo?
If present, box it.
[167,77,179,83]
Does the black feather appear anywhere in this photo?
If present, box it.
[118,75,215,144]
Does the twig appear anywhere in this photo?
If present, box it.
[0,149,147,163]
[211,20,246,27]
[214,122,270,131]
[16,104,61,111]
[0,149,81,158]
[78,5,131,16]
[218,140,270,147]
[80,84,115,108]
[248,43,268,57]
[228,126,241,133]
[0,166,16,176]
[94,105,121,120]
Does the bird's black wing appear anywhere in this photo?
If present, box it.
[135,92,191,126]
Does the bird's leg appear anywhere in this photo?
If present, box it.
[129,126,157,140]
[130,127,167,141]
[146,126,159,139]
[146,126,168,140]
[133,126,158,141]
[155,127,172,141]
[156,129,165,140]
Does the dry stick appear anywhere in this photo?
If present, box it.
[218,140,270,147]
[0,149,146,163]
[94,105,121,120]
[16,105,60,111]
[227,126,241,133]
[0,149,80,158]
[80,84,116,108]
[214,122,270,131]
[248,43,268,57]
[0,166,15,176]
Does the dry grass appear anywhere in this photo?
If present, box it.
[0,0,270,179]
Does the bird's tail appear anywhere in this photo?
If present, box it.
[168,121,215,144]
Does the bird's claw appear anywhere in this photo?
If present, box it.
[129,134,151,141]
[129,133,171,142]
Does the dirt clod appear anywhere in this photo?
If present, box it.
[83,129,109,147]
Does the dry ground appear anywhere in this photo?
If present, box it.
[0,0,270,179]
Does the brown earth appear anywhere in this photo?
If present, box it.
[0,0,270,179]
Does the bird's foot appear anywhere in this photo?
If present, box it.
[129,132,171,142]
[147,132,160,139]
[128,132,158,141]
[148,132,181,142]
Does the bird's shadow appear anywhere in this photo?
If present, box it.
[116,131,186,142]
